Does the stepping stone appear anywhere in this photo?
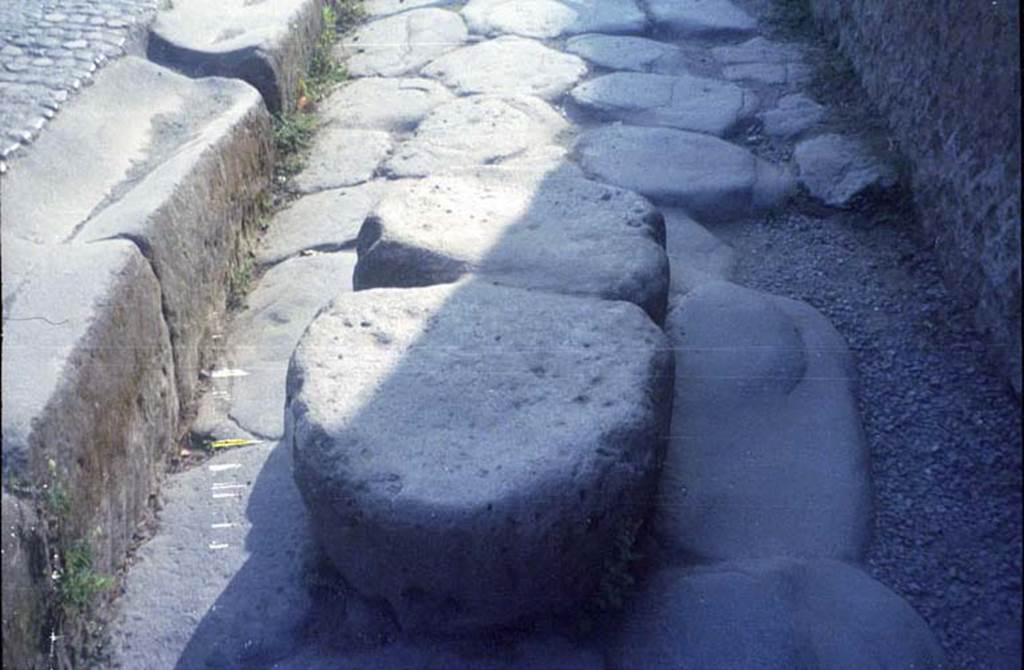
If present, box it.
[148,0,324,111]
[574,125,794,220]
[354,169,670,321]
[646,0,757,39]
[290,128,392,193]
[611,559,947,670]
[336,9,468,78]
[461,0,647,39]
[759,93,825,139]
[227,252,358,439]
[569,72,758,136]
[794,133,900,207]
[383,95,568,178]
[713,38,812,85]
[364,0,460,18]
[256,181,396,267]
[422,36,587,101]
[657,281,871,562]
[286,282,674,633]
[564,33,686,73]
[320,78,455,132]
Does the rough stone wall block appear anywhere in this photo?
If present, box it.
[148,0,327,113]
[807,0,1022,394]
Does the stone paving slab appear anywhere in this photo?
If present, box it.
[569,71,757,136]
[656,280,872,562]
[612,559,947,670]
[563,33,687,74]
[0,0,157,164]
[794,132,900,207]
[759,92,826,139]
[574,125,794,220]
[287,281,673,633]
[646,0,757,39]
[422,35,587,101]
[148,0,325,113]
[383,94,569,177]
[460,0,647,39]
[336,8,468,78]
[363,0,461,18]
[354,168,669,321]
[319,77,455,132]
[661,207,736,294]
[290,127,392,193]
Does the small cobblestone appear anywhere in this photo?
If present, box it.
[0,0,158,164]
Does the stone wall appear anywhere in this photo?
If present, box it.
[807,0,1021,394]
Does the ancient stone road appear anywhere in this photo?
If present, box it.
[102,1,951,668]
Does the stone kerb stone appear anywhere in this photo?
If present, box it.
[286,281,674,633]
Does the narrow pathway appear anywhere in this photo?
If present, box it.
[103,1,1017,668]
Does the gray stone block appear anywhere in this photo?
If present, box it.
[336,9,468,78]
[287,282,673,633]
[461,0,647,39]
[646,0,757,39]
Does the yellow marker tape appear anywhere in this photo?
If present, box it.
[209,438,258,449]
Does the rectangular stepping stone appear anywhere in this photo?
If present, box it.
[612,560,947,670]
[354,168,670,322]
[289,127,392,193]
[461,0,647,39]
[569,71,758,136]
[336,8,468,78]
[646,0,757,39]
[286,281,674,633]
[148,0,326,112]
[319,77,454,132]
[759,93,826,139]
[383,95,568,178]
[573,125,794,221]
[564,33,687,74]
[422,36,587,101]
[657,280,872,562]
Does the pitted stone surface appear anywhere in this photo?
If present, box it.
[337,8,468,78]
[759,93,825,139]
[320,77,455,132]
[383,94,568,177]
[257,181,396,267]
[290,128,392,193]
[286,281,673,633]
[612,560,947,670]
[656,281,872,562]
[646,0,757,39]
[569,71,757,136]
[354,169,669,321]
[422,36,587,101]
[364,0,460,17]
[563,33,686,73]
[574,125,794,220]
[460,0,647,39]
[226,252,358,440]
[0,0,155,163]
[794,133,900,207]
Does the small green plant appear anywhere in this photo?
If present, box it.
[57,542,114,612]
[227,255,254,310]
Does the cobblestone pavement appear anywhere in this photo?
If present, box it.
[0,0,159,168]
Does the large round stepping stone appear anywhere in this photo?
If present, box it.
[656,281,871,562]
[383,95,568,178]
[320,78,455,132]
[353,169,669,322]
[422,36,587,101]
[286,282,674,633]
[564,34,686,73]
[569,72,758,136]
[336,9,468,78]
[574,125,794,220]
[794,133,900,207]
[364,0,460,18]
[290,128,392,193]
[461,0,647,39]
[646,0,757,39]
[611,560,947,670]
